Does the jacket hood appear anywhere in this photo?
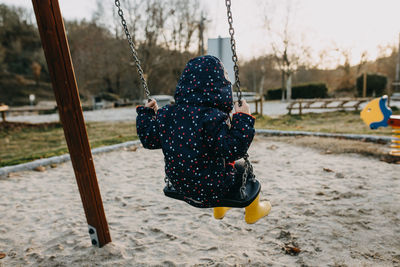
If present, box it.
[174,55,233,113]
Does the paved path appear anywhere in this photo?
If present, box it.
[5,100,400,123]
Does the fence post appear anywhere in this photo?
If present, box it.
[299,101,302,116]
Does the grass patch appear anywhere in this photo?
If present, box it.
[254,110,394,135]
[0,121,137,167]
[1,110,398,167]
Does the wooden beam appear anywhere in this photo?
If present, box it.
[363,72,367,98]
[31,0,111,247]
[255,100,258,114]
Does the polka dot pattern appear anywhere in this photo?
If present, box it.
[137,55,255,208]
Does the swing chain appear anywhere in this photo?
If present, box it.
[239,153,251,199]
[225,0,242,103]
[164,176,172,189]
[225,1,256,199]
[114,0,151,100]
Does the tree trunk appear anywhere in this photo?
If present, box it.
[281,70,286,101]
[286,73,292,101]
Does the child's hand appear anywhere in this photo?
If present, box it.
[145,99,158,113]
[234,100,250,115]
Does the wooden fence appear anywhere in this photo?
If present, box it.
[233,92,263,114]
[287,98,372,115]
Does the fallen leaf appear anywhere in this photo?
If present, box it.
[128,146,138,152]
[283,245,301,255]
[323,167,333,173]
[0,252,6,259]
[34,166,46,172]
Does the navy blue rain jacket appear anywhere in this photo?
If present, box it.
[136,55,255,207]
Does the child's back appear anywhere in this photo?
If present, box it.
[137,55,255,207]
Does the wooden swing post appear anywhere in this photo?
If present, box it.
[32,0,111,247]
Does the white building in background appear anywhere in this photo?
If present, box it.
[207,37,235,83]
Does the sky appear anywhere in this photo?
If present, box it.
[2,0,400,68]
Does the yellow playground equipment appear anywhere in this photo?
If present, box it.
[360,95,400,156]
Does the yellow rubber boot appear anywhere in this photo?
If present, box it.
[213,207,231,220]
[244,194,271,224]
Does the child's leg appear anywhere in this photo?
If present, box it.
[213,207,231,219]
[233,161,271,223]
[213,162,244,220]
[244,193,271,224]
[224,161,246,198]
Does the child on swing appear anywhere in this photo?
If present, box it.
[136,55,271,223]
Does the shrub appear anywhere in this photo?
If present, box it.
[356,73,387,97]
[265,83,328,100]
[266,88,284,100]
[96,92,120,102]
[292,83,328,99]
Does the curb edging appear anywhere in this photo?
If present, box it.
[0,140,141,177]
[255,129,392,144]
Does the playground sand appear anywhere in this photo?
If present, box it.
[0,137,399,266]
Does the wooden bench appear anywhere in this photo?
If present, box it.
[0,105,57,121]
[287,98,372,115]
[8,106,57,114]
[0,105,9,122]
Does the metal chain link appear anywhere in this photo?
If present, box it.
[115,0,151,100]
[164,176,171,189]
[239,153,249,199]
[225,0,256,200]
[225,0,242,103]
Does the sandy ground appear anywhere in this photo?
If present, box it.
[7,100,400,123]
[0,137,399,266]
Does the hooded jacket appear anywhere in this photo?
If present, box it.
[136,55,255,207]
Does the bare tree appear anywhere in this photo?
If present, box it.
[168,0,202,52]
[31,61,41,86]
[376,43,397,79]
[356,50,368,75]
[240,55,279,95]
[264,0,310,101]
[0,44,5,72]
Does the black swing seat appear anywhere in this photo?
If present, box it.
[163,179,261,208]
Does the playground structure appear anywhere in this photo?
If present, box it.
[389,118,400,156]
[27,0,398,249]
[30,0,253,247]
[360,95,400,156]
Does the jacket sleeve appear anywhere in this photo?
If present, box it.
[136,106,161,149]
[203,110,255,162]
